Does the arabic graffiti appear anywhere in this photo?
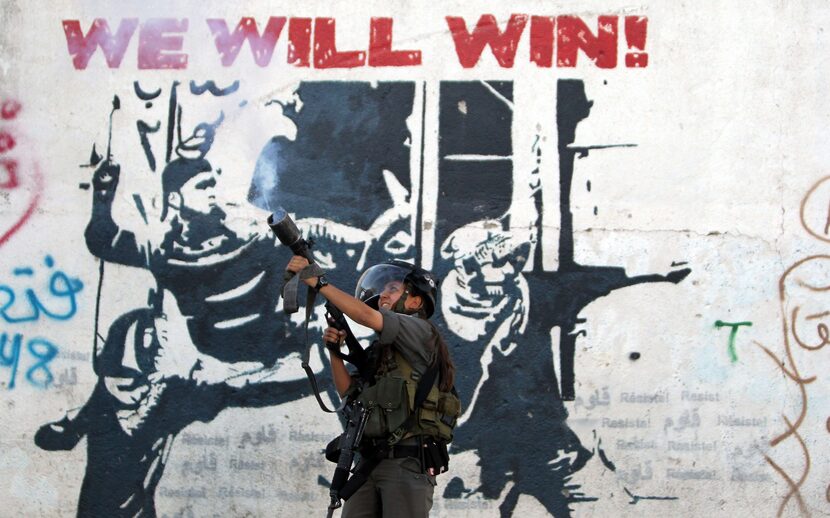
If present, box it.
[0,333,58,389]
[0,256,84,324]
[180,453,217,477]
[0,256,83,389]
[0,98,44,248]
[714,320,752,363]
[663,408,701,433]
[237,424,278,449]
[572,386,611,413]
[616,461,653,485]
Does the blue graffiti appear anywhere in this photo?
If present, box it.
[0,332,21,388]
[0,332,57,389]
[0,255,84,323]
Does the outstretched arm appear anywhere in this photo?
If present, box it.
[286,255,384,332]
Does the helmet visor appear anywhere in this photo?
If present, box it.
[354,263,411,309]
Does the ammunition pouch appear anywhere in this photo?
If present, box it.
[358,350,461,443]
[357,376,410,439]
[417,384,461,442]
[421,436,450,475]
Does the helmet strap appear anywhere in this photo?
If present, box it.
[392,285,427,318]
[392,287,411,314]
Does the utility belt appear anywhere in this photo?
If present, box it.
[365,436,421,459]
[327,435,450,475]
[365,436,450,475]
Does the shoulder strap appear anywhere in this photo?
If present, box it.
[387,357,440,445]
[415,321,443,407]
[300,285,343,413]
[281,264,344,414]
[281,272,301,314]
[414,360,440,409]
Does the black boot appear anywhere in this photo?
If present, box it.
[35,408,87,451]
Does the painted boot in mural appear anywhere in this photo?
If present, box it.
[34,406,89,451]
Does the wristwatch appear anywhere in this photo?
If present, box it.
[314,276,329,292]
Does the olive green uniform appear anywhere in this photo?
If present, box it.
[342,309,436,518]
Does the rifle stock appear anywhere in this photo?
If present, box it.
[327,401,371,516]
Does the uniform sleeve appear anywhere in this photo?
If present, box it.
[378,308,435,372]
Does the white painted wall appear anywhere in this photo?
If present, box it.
[0,1,828,516]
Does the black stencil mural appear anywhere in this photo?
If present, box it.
[35,80,419,518]
[249,81,417,291]
[36,79,689,517]
[35,82,317,516]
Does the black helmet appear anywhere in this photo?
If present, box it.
[355,260,438,317]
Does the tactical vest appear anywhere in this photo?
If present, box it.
[357,344,461,444]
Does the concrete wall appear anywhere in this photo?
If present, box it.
[0,1,828,516]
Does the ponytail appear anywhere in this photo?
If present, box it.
[429,323,455,392]
[409,284,455,391]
